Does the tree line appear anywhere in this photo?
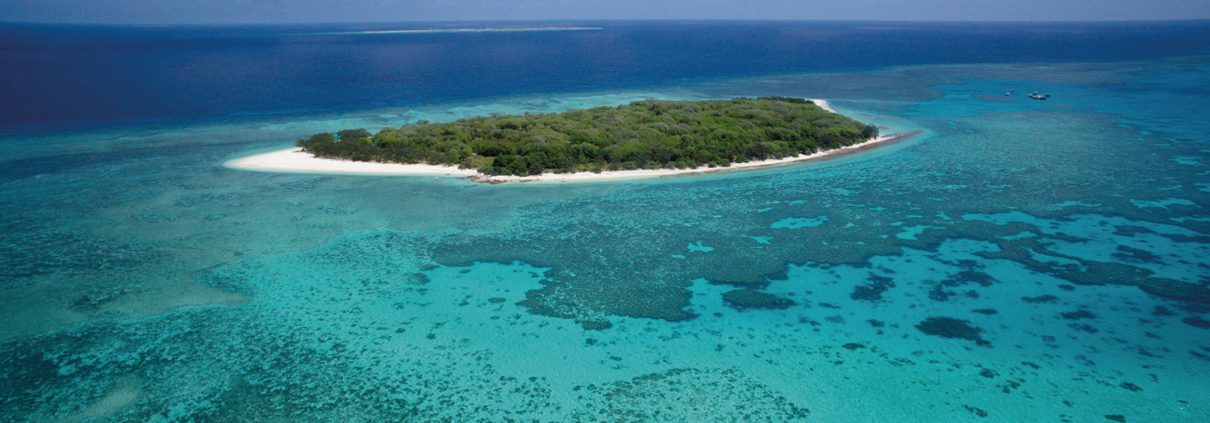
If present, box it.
[298,97,878,176]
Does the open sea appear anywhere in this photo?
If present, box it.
[1,21,1209,421]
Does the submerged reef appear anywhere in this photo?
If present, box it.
[915,317,991,347]
[722,289,797,310]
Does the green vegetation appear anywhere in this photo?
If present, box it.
[298,97,878,176]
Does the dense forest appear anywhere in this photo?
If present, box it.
[298,97,878,176]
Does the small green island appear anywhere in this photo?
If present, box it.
[298,97,878,176]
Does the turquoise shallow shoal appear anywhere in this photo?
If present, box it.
[1,58,1209,421]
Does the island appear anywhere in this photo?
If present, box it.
[227,98,904,182]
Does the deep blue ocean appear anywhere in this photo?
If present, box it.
[1,21,1209,421]
[4,21,1210,133]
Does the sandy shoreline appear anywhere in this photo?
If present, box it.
[226,131,916,183]
[225,148,480,177]
[810,98,836,113]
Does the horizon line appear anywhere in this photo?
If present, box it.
[4,17,1210,27]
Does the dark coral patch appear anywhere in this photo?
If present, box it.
[1136,278,1210,304]
[1069,323,1099,334]
[1151,306,1175,316]
[955,270,996,287]
[1182,316,1210,329]
[1060,310,1097,320]
[928,271,996,302]
[1022,295,1059,303]
[915,317,991,347]
[964,405,989,418]
[851,274,895,301]
[1192,349,1210,362]
[722,289,796,310]
[928,285,956,302]
[972,308,998,315]
[842,342,865,350]
[579,320,614,330]
[1112,246,1162,264]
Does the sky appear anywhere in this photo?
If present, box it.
[2,0,1209,24]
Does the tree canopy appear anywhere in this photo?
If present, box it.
[298,97,878,176]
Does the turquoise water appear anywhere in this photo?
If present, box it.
[2,57,1210,421]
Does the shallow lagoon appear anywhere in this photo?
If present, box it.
[1,56,1209,420]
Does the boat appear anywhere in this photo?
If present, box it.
[1028,91,1050,100]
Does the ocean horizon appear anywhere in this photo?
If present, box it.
[1,20,1209,421]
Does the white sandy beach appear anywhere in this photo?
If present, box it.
[225,148,480,177]
[810,98,836,113]
[226,132,909,184]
